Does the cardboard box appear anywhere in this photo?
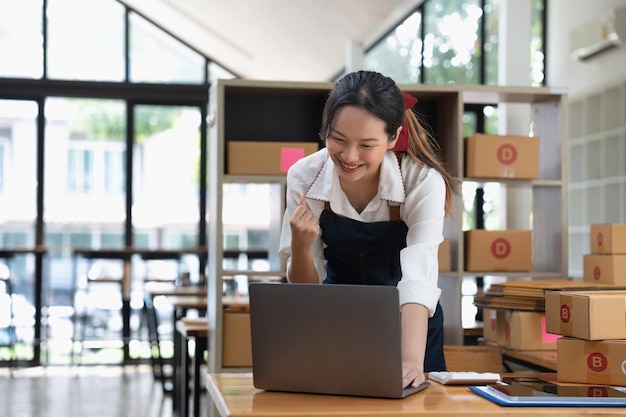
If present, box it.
[545,290,626,340]
[227,141,319,175]
[464,230,532,272]
[504,310,559,350]
[465,134,540,179]
[557,337,626,385]
[222,309,252,367]
[482,308,506,345]
[438,239,451,272]
[590,224,626,254]
[583,254,626,285]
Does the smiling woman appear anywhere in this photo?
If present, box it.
[279,70,460,389]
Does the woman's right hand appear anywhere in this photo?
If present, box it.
[289,195,320,251]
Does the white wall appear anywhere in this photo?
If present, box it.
[548,0,626,279]
[547,0,626,97]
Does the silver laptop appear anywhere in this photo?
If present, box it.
[248,282,430,398]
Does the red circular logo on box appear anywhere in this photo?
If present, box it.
[491,238,511,259]
[594,266,601,281]
[560,304,571,323]
[497,144,517,165]
[587,352,608,372]
[588,386,609,397]
[597,232,604,246]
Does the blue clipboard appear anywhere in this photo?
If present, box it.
[470,384,626,407]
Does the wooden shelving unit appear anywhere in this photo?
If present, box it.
[207,78,568,372]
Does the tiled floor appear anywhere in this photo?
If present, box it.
[0,365,181,417]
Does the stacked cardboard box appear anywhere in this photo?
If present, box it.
[546,224,626,385]
[478,280,571,351]
[464,134,540,179]
[582,224,626,285]
[465,134,540,346]
[438,239,451,272]
[482,307,559,351]
[477,279,622,351]
[464,230,532,272]
[227,141,319,175]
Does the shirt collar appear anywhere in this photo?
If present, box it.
[306,151,406,204]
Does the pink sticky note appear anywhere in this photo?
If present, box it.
[541,315,561,344]
[280,147,306,172]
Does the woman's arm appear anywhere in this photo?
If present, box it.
[401,302,429,387]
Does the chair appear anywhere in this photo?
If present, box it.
[443,344,503,373]
[71,253,127,365]
[138,250,183,392]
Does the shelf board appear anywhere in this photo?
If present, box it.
[221,270,285,277]
[222,174,287,184]
[462,177,562,186]
[456,272,566,279]
[459,84,567,104]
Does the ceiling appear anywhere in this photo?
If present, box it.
[120,0,423,82]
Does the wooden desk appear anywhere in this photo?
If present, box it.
[72,246,207,360]
[206,372,626,417]
[145,285,207,392]
[148,285,207,298]
[167,293,208,416]
[176,317,209,417]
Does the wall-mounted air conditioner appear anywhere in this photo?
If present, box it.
[570,5,626,61]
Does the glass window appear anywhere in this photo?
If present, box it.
[366,0,544,86]
[530,0,545,86]
[104,149,125,193]
[68,148,94,193]
[0,135,5,191]
[0,100,38,239]
[222,182,281,272]
[0,99,39,363]
[46,0,125,81]
[131,105,201,250]
[0,0,44,79]
[129,12,206,84]
[364,12,423,83]
[484,0,500,85]
[44,97,126,248]
[423,0,483,84]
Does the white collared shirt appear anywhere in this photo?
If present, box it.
[278,148,444,316]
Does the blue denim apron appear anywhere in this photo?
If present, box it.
[320,202,446,372]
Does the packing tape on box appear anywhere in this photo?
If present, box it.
[559,294,573,335]
[596,231,605,253]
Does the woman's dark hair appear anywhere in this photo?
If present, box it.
[320,70,459,217]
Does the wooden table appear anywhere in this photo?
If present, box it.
[72,246,207,364]
[167,294,208,416]
[176,317,208,417]
[206,372,626,417]
[145,285,207,392]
